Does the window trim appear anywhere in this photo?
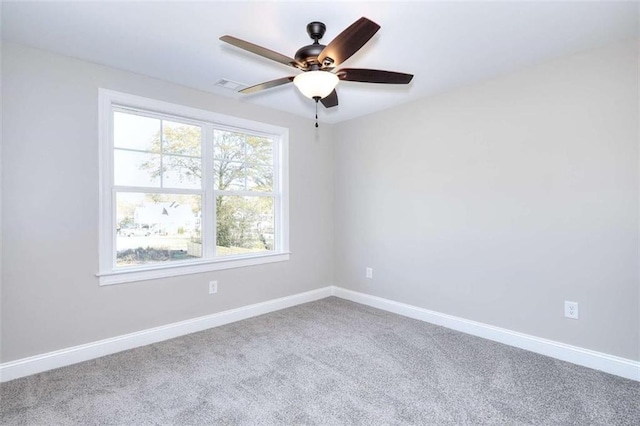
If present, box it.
[97,89,289,286]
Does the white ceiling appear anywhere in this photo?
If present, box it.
[2,1,637,123]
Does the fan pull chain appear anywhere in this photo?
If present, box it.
[315,99,319,128]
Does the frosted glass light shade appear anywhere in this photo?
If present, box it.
[293,71,339,99]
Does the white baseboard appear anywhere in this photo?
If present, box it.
[0,286,332,383]
[2,285,638,383]
[330,286,640,381]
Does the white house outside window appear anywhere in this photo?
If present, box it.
[98,90,289,285]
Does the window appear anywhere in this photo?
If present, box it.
[98,90,289,285]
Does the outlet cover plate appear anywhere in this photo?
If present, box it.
[564,301,579,319]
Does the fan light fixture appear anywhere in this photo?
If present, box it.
[293,71,339,100]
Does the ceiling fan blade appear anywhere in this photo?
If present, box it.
[220,35,304,69]
[321,89,339,108]
[317,17,380,67]
[239,76,295,94]
[337,68,414,84]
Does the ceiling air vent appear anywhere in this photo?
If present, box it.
[214,79,246,91]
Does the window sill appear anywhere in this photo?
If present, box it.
[96,252,291,286]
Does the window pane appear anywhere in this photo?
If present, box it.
[162,154,201,189]
[214,130,244,162]
[163,120,201,157]
[216,196,274,256]
[214,160,245,190]
[114,112,160,152]
[213,130,275,192]
[114,150,161,187]
[116,192,202,266]
[246,163,273,192]
[246,135,273,165]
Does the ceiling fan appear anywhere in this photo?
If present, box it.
[220,17,413,125]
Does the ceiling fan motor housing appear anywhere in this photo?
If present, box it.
[295,43,326,68]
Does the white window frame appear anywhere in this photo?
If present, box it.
[97,89,289,285]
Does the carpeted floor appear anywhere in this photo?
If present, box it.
[1,297,638,425]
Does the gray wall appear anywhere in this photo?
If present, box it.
[2,40,639,364]
[333,41,639,361]
[1,43,335,362]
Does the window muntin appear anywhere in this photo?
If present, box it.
[99,90,289,284]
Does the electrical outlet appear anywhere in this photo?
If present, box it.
[366,267,373,279]
[209,281,218,294]
[564,301,578,319]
